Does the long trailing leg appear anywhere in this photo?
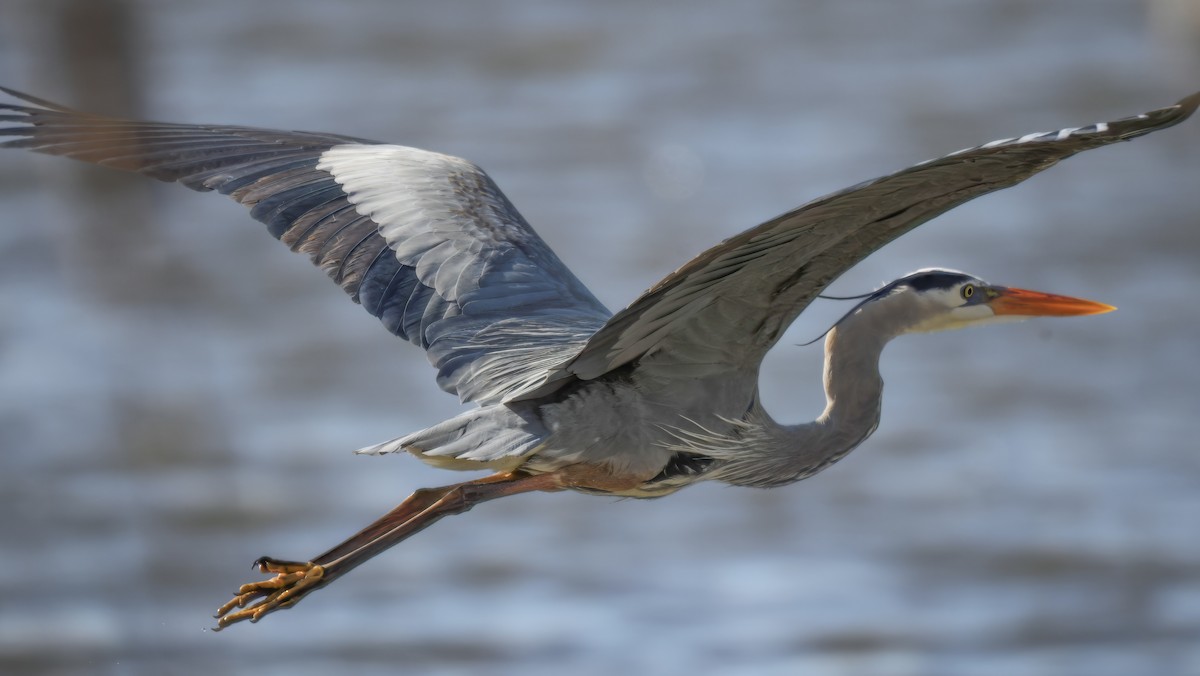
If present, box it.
[213,471,562,629]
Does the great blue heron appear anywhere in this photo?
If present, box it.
[1,87,1196,629]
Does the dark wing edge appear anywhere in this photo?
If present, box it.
[0,87,611,404]
[514,91,1199,398]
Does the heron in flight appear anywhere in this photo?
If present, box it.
[1,87,1196,629]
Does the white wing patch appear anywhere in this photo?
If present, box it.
[316,143,611,403]
[318,144,494,267]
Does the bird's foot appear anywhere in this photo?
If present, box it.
[212,556,325,630]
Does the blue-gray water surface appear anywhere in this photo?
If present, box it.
[1,1,1199,674]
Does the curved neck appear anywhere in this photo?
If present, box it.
[816,289,919,426]
[816,319,888,431]
[757,317,891,485]
[704,296,915,488]
[746,301,906,486]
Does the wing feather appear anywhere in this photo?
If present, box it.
[517,92,1199,396]
[0,87,610,404]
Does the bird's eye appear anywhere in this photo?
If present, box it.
[961,284,975,299]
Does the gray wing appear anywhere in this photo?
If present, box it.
[518,92,1200,397]
[0,88,610,404]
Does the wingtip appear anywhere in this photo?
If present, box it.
[1174,90,1200,117]
[0,86,80,112]
[0,85,38,104]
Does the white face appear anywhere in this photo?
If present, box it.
[903,277,1025,334]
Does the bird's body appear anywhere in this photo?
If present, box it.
[1,87,1195,628]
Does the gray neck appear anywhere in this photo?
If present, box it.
[805,318,890,459]
[716,296,911,488]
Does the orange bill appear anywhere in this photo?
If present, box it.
[987,287,1116,317]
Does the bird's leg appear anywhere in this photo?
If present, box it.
[213,471,562,629]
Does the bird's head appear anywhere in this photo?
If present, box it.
[831,268,1115,337]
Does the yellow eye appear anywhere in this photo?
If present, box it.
[961,284,975,299]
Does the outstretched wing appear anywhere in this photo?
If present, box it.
[519,92,1199,396]
[0,88,610,405]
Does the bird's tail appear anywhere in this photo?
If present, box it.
[355,404,547,472]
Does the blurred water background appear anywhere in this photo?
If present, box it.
[1,1,1198,674]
